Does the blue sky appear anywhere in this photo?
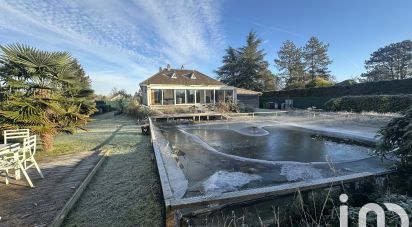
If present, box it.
[1,0,411,94]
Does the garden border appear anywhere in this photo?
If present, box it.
[49,149,109,227]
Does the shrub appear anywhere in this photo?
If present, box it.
[377,107,412,169]
[95,104,114,114]
[215,97,240,113]
[324,95,412,113]
[336,79,358,86]
[305,77,335,88]
[122,100,160,119]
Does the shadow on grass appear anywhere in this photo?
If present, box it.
[1,113,164,226]
[62,121,165,227]
[91,124,125,151]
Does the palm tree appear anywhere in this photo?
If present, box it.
[0,44,96,151]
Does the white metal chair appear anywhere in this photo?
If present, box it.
[22,135,43,179]
[0,143,34,187]
[3,129,30,144]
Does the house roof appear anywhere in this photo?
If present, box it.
[236,87,262,95]
[140,69,227,86]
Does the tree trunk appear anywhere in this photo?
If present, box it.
[40,133,54,152]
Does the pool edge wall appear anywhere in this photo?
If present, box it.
[148,117,393,227]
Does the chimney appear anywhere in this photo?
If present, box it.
[166,64,171,71]
[159,67,162,72]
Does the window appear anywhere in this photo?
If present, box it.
[196,90,202,103]
[151,89,162,105]
[186,90,195,104]
[163,89,174,105]
[215,90,224,103]
[205,90,214,103]
[176,89,185,104]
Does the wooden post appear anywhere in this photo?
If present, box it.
[161,89,164,105]
[213,90,215,105]
[174,90,176,105]
[194,90,197,106]
[148,88,151,106]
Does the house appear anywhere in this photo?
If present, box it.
[236,88,262,109]
[139,65,237,108]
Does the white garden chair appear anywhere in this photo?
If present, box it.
[22,135,43,179]
[0,143,34,187]
[3,129,30,144]
[3,129,30,180]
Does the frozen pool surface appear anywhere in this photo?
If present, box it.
[159,122,388,197]
[184,125,373,163]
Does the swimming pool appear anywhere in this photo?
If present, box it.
[158,121,387,197]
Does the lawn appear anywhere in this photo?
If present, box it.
[54,113,164,226]
[37,113,125,159]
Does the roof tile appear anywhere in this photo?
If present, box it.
[140,69,226,86]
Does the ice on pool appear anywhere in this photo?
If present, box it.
[281,164,322,181]
[203,171,262,194]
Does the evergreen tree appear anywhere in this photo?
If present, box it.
[236,31,270,91]
[303,37,332,80]
[216,31,269,91]
[361,40,412,81]
[377,106,412,169]
[215,46,239,85]
[274,40,306,89]
[260,69,278,91]
[359,66,389,82]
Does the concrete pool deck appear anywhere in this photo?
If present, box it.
[148,111,395,225]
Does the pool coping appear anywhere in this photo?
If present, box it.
[149,117,174,207]
[168,170,392,209]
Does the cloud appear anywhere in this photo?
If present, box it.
[0,0,225,94]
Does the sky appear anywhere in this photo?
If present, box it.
[0,0,411,94]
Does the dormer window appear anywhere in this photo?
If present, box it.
[171,72,177,78]
[190,72,196,79]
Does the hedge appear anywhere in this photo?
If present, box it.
[263,78,412,97]
[324,95,412,113]
[95,100,116,114]
[261,78,412,109]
